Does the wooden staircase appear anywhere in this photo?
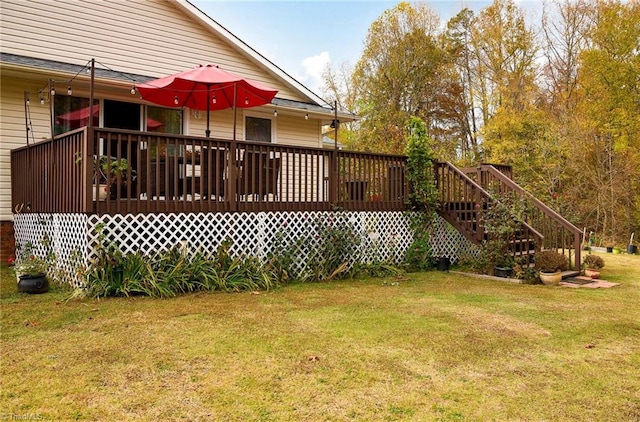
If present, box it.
[435,162,581,275]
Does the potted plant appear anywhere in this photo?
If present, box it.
[535,250,569,286]
[583,254,604,279]
[9,245,50,294]
[92,155,133,200]
[76,154,132,201]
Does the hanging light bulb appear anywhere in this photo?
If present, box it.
[40,93,44,105]
[174,95,179,105]
[305,113,309,120]
[67,85,72,95]
[244,96,249,105]
[26,93,30,106]
[274,108,278,117]
[50,85,56,96]
[212,94,217,104]
[131,83,137,95]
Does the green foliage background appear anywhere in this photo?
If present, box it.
[324,0,640,245]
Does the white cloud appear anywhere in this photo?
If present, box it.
[300,51,331,93]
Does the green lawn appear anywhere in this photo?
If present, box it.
[1,252,639,421]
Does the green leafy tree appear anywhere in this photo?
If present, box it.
[404,116,438,271]
[572,0,640,243]
[352,2,461,155]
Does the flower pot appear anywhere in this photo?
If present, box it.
[606,247,613,253]
[584,268,600,279]
[612,247,621,254]
[93,184,109,201]
[17,274,49,294]
[436,257,450,271]
[627,245,637,255]
[539,271,562,286]
[494,266,513,278]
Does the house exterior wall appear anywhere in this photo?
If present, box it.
[0,221,15,263]
[1,0,328,223]
[0,0,307,102]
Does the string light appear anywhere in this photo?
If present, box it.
[26,93,30,106]
[174,95,179,105]
[67,85,72,95]
[50,84,55,96]
[212,94,216,104]
[131,83,136,95]
[274,108,277,117]
[305,113,309,120]
[40,93,44,105]
[244,96,249,105]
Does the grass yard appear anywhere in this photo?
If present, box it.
[1,252,639,421]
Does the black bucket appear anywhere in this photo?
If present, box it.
[436,257,450,271]
[494,266,513,278]
[628,245,638,255]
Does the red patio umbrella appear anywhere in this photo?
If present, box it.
[137,64,278,138]
[56,104,163,129]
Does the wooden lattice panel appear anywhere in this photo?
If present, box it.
[13,211,478,287]
[431,214,480,263]
[13,214,88,286]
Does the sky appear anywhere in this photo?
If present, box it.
[191,1,541,96]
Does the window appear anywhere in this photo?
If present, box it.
[147,106,182,134]
[53,96,98,135]
[104,100,141,130]
[245,116,272,143]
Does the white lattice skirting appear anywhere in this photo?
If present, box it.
[13,212,478,286]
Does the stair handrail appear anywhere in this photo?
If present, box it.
[478,164,581,268]
[437,161,544,244]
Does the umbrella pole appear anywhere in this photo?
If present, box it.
[205,85,211,138]
[232,84,237,141]
[229,83,238,210]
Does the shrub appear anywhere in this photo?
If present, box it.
[535,250,569,273]
[583,254,605,270]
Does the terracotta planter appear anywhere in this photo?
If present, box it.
[539,271,562,286]
[584,268,600,279]
[18,274,49,294]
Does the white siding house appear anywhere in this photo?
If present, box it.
[0,0,365,263]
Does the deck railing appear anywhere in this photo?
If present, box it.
[435,161,543,266]
[473,164,581,270]
[11,127,408,215]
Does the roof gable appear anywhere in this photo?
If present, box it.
[0,0,329,108]
[175,0,329,108]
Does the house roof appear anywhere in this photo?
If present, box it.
[1,52,356,121]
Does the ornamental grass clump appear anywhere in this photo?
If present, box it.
[583,254,605,270]
[535,250,569,273]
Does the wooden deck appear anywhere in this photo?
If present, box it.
[11,127,409,215]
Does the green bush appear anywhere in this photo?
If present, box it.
[83,241,280,298]
[583,254,605,270]
[535,250,569,273]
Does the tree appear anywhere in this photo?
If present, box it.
[322,61,359,150]
[351,2,461,155]
[444,8,482,163]
[572,0,640,243]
